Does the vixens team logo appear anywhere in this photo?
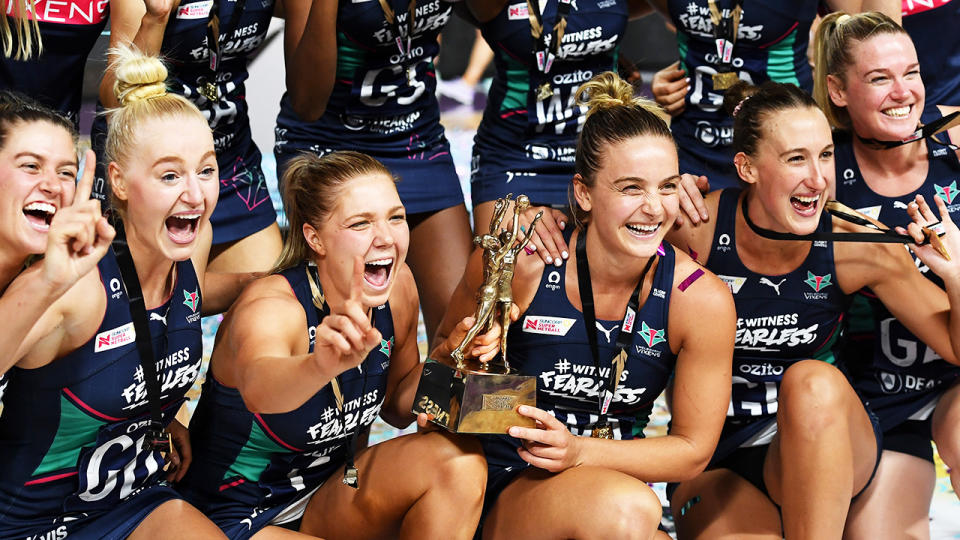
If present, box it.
[379,336,394,356]
[638,321,666,348]
[935,181,958,205]
[182,289,199,312]
[804,272,832,292]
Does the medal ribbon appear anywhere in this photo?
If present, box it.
[526,0,573,100]
[203,0,247,100]
[740,195,949,259]
[575,229,656,429]
[306,265,369,488]
[708,0,742,70]
[378,0,417,59]
[857,111,960,151]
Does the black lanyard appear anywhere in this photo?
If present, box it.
[857,111,960,151]
[111,219,172,455]
[378,0,417,59]
[575,229,655,422]
[707,0,743,90]
[527,0,573,101]
[740,195,949,257]
[306,265,367,489]
[201,0,248,100]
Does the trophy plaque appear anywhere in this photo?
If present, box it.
[413,194,543,434]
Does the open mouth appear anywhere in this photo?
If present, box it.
[790,194,820,216]
[882,105,911,119]
[165,212,201,244]
[364,257,394,290]
[23,201,56,231]
[625,222,661,239]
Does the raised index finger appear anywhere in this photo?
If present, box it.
[72,149,97,206]
[349,255,367,306]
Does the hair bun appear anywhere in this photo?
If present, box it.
[576,71,667,122]
[111,46,169,106]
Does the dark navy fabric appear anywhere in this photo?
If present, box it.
[482,229,678,499]
[273,0,463,215]
[470,0,629,206]
[903,0,960,106]
[178,263,396,538]
[91,0,278,244]
[834,107,960,434]
[666,0,819,189]
[705,189,849,462]
[0,250,203,538]
[0,0,109,127]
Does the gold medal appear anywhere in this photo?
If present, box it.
[200,81,219,101]
[591,423,613,439]
[536,82,554,101]
[712,71,739,90]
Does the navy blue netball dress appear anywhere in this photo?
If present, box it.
[0,251,204,539]
[273,0,463,217]
[834,109,960,462]
[178,263,396,539]
[666,0,818,188]
[470,0,629,207]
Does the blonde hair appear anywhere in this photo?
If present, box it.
[813,11,907,130]
[104,46,208,217]
[1,2,43,60]
[273,151,396,273]
[570,71,673,227]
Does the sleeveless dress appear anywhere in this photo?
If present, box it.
[178,263,396,539]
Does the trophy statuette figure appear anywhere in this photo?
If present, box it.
[413,194,543,433]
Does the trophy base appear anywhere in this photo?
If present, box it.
[412,361,536,434]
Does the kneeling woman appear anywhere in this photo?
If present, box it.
[437,72,737,540]
[177,151,487,539]
[0,49,227,538]
[666,82,960,539]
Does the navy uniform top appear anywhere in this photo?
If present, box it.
[903,0,960,106]
[483,231,678,471]
[160,0,274,178]
[0,250,202,526]
[178,263,396,514]
[706,189,849,457]
[834,109,960,430]
[470,0,628,205]
[666,0,818,188]
[0,0,110,126]
[274,0,451,157]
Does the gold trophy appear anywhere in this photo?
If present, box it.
[413,194,543,434]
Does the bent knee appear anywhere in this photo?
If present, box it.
[779,360,853,428]
[427,432,488,489]
[588,478,662,539]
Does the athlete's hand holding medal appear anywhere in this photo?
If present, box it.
[900,194,959,281]
[164,419,192,482]
[41,149,115,296]
[508,404,584,473]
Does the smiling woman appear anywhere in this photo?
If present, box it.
[0,49,233,539]
[665,80,960,540]
[176,150,490,540]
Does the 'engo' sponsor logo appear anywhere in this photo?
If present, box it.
[95,322,136,352]
[522,316,576,336]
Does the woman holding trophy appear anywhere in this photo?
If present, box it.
[177,151,491,539]
[436,72,737,539]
